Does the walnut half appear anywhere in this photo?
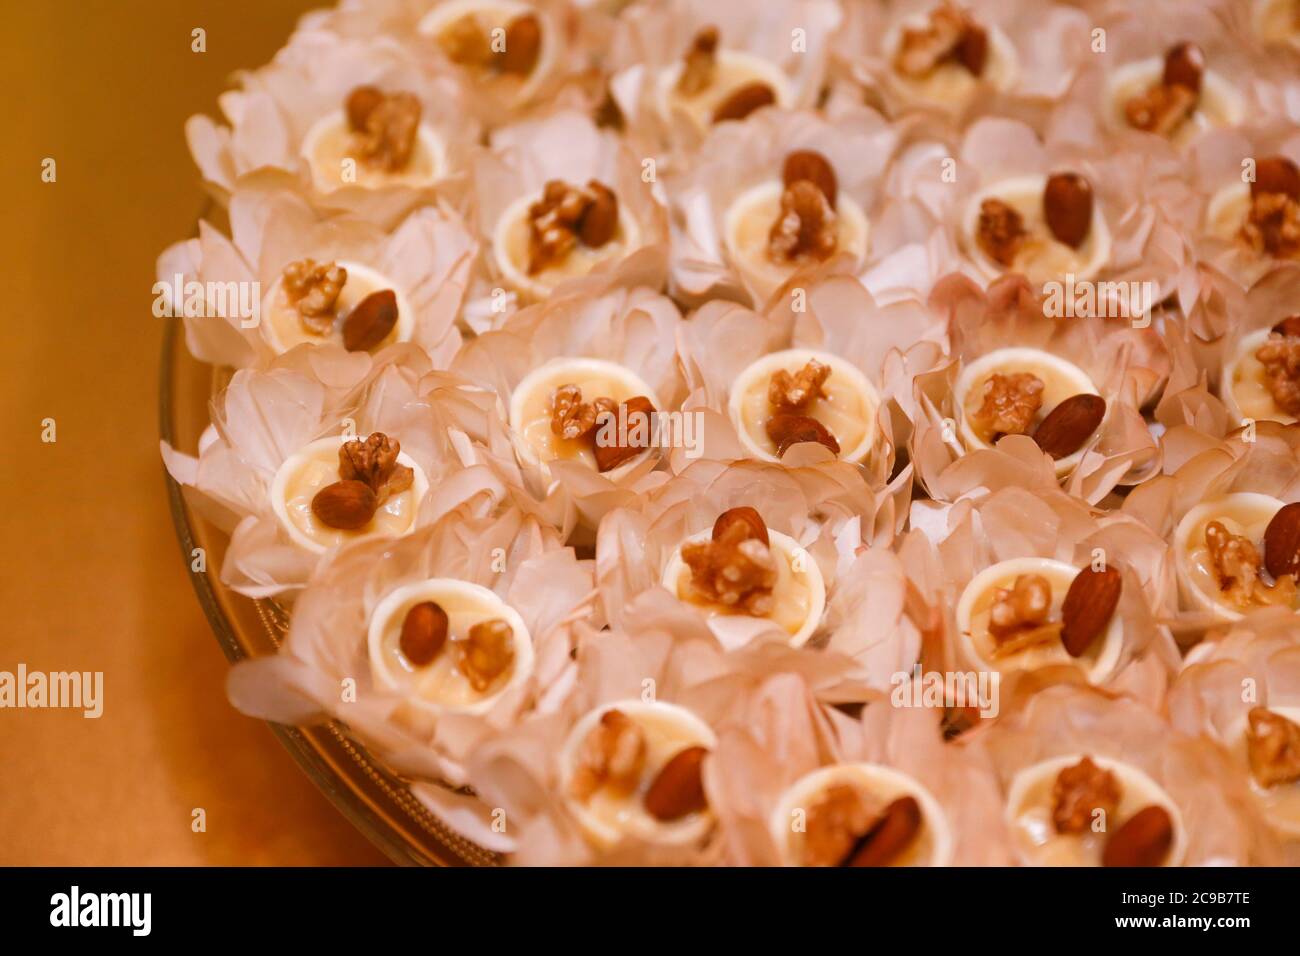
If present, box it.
[345,86,421,172]
[527,180,619,274]
[768,180,838,263]
[283,259,347,336]
[1246,707,1300,789]
[1052,756,1122,834]
[970,372,1044,442]
[769,360,831,410]
[1256,330,1300,417]
[801,784,880,867]
[570,709,647,802]
[338,432,414,504]
[681,511,778,615]
[987,573,1061,656]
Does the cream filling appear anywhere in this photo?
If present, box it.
[261,259,415,355]
[1173,492,1297,621]
[1006,754,1188,867]
[770,763,954,867]
[299,109,444,195]
[1222,327,1298,426]
[722,180,870,305]
[417,0,559,103]
[962,175,1113,285]
[1107,59,1244,146]
[955,557,1124,683]
[728,348,879,464]
[1231,705,1300,837]
[559,700,718,849]
[269,436,428,555]
[507,356,661,478]
[954,347,1102,476]
[881,20,1019,107]
[660,527,825,647]
[367,578,532,716]
[492,191,641,302]
[655,49,794,133]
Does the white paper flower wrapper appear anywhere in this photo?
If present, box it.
[226,503,595,791]
[157,179,475,369]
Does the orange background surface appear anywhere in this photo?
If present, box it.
[1,0,388,864]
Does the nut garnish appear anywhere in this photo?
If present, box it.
[1241,157,1300,259]
[310,479,378,530]
[681,510,779,615]
[766,412,841,457]
[500,13,542,76]
[711,81,775,123]
[1060,566,1122,657]
[975,198,1027,267]
[437,14,494,66]
[1042,172,1094,249]
[570,709,647,802]
[1032,393,1106,460]
[768,179,838,262]
[677,25,719,96]
[1204,520,1297,610]
[1102,805,1174,867]
[339,432,414,504]
[711,506,770,548]
[802,784,880,867]
[399,601,449,666]
[1256,326,1300,415]
[592,395,657,473]
[987,573,1062,656]
[1245,706,1300,788]
[1263,503,1300,579]
[457,618,515,692]
[970,371,1044,442]
[549,383,605,440]
[527,180,620,274]
[842,796,924,867]
[1051,756,1121,834]
[1123,42,1202,136]
[769,359,831,410]
[283,259,347,335]
[346,86,421,172]
[783,150,838,207]
[893,2,988,78]
[341,289,400,352]
[643,746,710,821]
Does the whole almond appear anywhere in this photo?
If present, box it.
[712,506,770,548]
[311,479,378,530]
[712,81,776,124]
[843,796,922,867]
[342,289,399,352]
[1032,393,1106,460]
[345,85,385,131]
[783,150,838,207]
[956,24,988,76]
[766,413,841,457]
[578,181,619,248]
[643,746,710,821]
[1043,172,1094,248]
[1253,156,1300,201]
[1103,805,1174,867]
[1060,566,1122,657]
[1263,503,1300,579]
[500,13,541,75]
[1162,41,1204,93]
[1271,314,1300,337]
[399,601,449,666]
[593,395,657,472]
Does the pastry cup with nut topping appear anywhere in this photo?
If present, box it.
[1104,41,1245,147]
[1004,753,1189,867]
[185,27,473,220]
[982,686,1270,866]
[559,699,718,849]
[156,185,474,369]
[1172,623,1300,843]
[769,763,954,867]
[1173,493,1300,620]
[472,110,667,309]
[367,578,533,716]
[668,107,896,306]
